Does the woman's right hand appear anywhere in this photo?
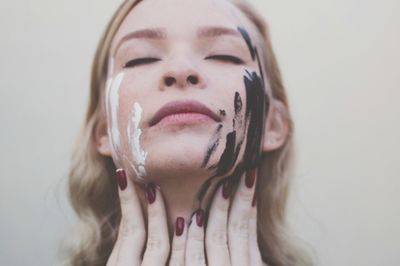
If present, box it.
[106,168,187,266]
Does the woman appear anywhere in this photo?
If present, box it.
[64,0,312,265]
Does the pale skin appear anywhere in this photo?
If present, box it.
[95,0,289,265]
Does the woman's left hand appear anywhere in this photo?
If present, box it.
[168,170,265,266]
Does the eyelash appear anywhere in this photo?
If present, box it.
[123,57,161,68]
[205,55,244,65]
[122,54,244,68]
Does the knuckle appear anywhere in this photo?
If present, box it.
[229,220,249,239]
[118,220,145,241]
[146,234,169,254]
[172,241,185,252]
[169,260,184,266]
[191,251,206,265]
[119,192,133,205]
[190,234,204,243]
[237,188,253,202]
[214,198,229,212]
[207,230,227,246]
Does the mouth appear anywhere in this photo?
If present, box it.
[149,100,222,127]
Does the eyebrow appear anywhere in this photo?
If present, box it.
[113,26,242,56]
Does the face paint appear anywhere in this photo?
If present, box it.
[219,109,226,116]
[237,27,256,60]
[127,102,147,179]
[234,92,243,115]
[106,70,125,162]
[210,91,245,177]
[201,123,223,168]
[237,26,270,169]
[242,70,269,168]
[196,26,271,207]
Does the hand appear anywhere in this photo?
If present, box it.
[181,169,265,266]
[107,169,187,266]
[106,168,265,266]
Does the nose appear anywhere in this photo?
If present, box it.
[160,60,205,90]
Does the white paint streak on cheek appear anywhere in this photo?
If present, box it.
[127,102,147,179]
[107,71,125,161]
[108,57,114,77]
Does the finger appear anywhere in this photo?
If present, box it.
[141,183,170,265]
[228,169,257,266]
[185,209,206,266]
[205,179,231,266]
[168,217,188,266]
[112,169,146,265]
[249,194,263,266]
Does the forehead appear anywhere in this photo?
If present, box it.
[110,0,263,54]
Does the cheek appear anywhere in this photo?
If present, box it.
[200,74,249,176]
[106,71,150,179]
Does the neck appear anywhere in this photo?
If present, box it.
[136,174,222,237]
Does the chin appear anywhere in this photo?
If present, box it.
[141,135,219,181]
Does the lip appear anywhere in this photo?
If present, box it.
[149,100,221,127]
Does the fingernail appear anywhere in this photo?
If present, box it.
[245,168,257,188]
[175,217,185,236]
[222,179,232,199]
[196,209,205,227]
[146,183,156,204]
[115,169,127,190]
[252,190,257,207]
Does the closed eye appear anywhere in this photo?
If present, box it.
[204,54,244,65]
[123,57,161,68]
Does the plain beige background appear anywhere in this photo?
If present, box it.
[0,0,399,265]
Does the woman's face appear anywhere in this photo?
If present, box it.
[104,0,271,183]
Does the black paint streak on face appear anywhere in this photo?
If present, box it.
[237,27,256,61]
[197,130,238,202]
[210,90,244,176]
[234,92,242,115]
[219,109,226,116]
[237,26,266,86]
[214,130,236,176]
[201,124,223,168]
[237,26,271,168]
[242,70,269,168]
[195,26,271,206]
[233,140,243,165]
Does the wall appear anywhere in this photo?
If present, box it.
[0,0,399,265]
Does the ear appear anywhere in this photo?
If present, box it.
[95,118,112,156]
[262,100,289,152]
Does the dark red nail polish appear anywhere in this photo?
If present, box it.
[252,190,257,207]
[115,169,127,190]
[245,168,256,188]
[175,217,184,236]
[146,183,156,204]
[222,179,232,199]
[196,209,205,227]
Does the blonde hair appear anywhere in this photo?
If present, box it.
[61,0,313,265]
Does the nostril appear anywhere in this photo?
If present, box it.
[165,77,175,86]
[187,75,198,85]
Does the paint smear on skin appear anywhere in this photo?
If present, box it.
[242,70,269,168]
[108,72,125,159]
[196,26,270,207]
[237,26,270,168]
[105,69,125,163]
[214,130,237,176]
[209,91,245,176]
[234,91,243,115]
[105,57,115,124]
[127,102,147,179]
[105,57,115,126]
[201,124,223,168]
